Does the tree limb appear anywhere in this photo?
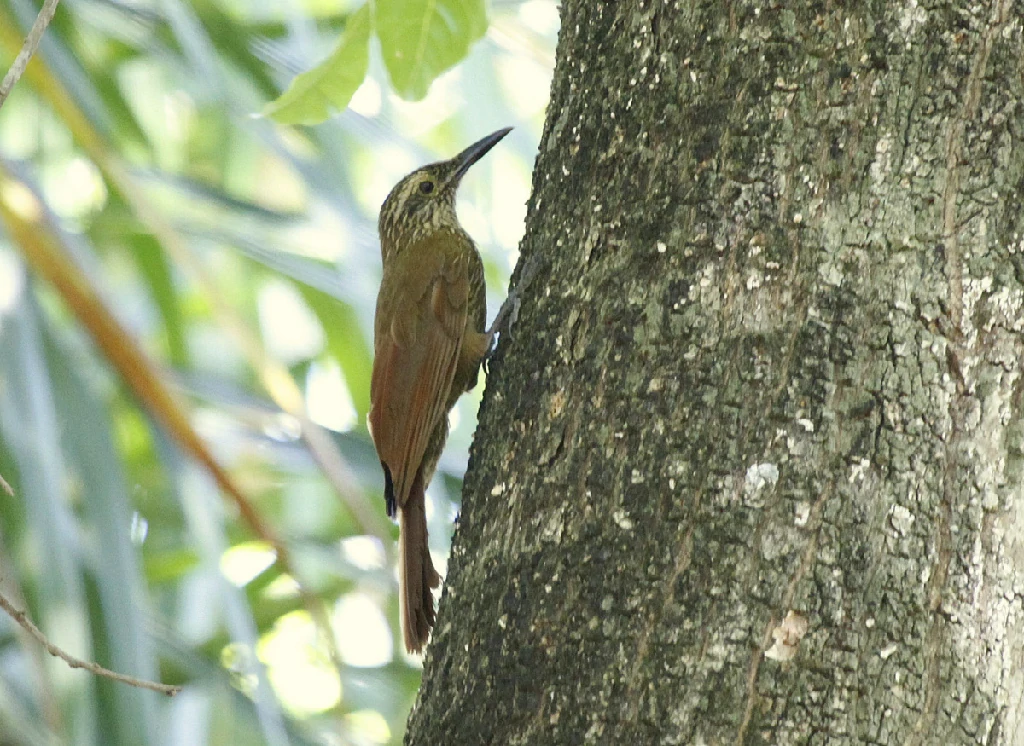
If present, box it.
[0,589,181,697]
[0,0,61,111]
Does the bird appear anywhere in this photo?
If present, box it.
[368,127,520,653]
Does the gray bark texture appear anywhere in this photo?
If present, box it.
[407,1,1024,744]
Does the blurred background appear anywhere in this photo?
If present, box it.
[0,0,556,743]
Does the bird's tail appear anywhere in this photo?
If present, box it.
[399,473,441,654]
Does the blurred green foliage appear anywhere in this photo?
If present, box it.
[0,0,555,743]
[267,0,490,124]
[375,0,486,102]
[264,4,371,125]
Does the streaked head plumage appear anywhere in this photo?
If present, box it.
[378,127,513,257]
[378,163,459,252]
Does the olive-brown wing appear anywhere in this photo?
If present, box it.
[368,241,468,511]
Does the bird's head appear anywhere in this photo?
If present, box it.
[378,127,511,257]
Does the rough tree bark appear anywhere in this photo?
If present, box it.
[408,1,1024,743]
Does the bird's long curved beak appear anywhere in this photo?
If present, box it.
[449,127,513,187]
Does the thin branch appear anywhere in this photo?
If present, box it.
[0,0,62,111]
[0,590,181,697]
[0,472,12,497]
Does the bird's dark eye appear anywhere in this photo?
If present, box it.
[419,180,434,194]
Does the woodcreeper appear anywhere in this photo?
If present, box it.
[369,128,521,653]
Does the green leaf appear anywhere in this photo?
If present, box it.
[375,0,487,100]
[132,232,190,368]
[144,548,202,585]
[298,285,373,422]
[45,322,161,746]
[264,4,371,125]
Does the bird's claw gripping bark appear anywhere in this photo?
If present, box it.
[483,256,540,371]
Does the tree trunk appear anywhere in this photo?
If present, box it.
[407,1,1024,743]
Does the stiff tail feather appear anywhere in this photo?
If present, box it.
[398,473,441,653]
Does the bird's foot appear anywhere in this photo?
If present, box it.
[483,257,541,370]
